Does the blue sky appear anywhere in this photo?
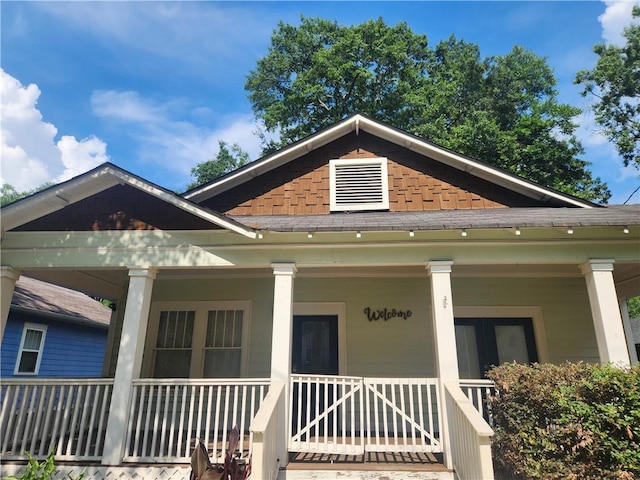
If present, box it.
[1,1,638,204]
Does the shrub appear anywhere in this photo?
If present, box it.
[5,452,85,480]
[487,362,640,480]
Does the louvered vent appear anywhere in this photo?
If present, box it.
[330,158,389,211]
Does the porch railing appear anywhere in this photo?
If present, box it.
[445,382,494,480]
[0,378,114,461]
[250,381,285,480]
[124,378,270,463]
[459,379,496,426]
[289,375,441,455]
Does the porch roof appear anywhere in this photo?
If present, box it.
[230,205,640,233]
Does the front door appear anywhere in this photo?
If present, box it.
[291,315,339,437]
[455,317,538,378]
[291,315,339,375]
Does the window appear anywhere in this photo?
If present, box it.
[15,323,47,375]
[330,158,389,211]
[454,318,538,379]
[154,310,195,378]
[146,302,250,378]
[204,309,244,378]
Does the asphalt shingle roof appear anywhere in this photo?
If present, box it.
[230,205,640,232]
[12,276,112,327]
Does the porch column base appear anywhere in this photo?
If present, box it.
[580,260,630,366]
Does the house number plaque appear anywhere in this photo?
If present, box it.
[364,307,413,321]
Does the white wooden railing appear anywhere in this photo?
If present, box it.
[459,379,496,426]
[250,381,285,480]
[0,379,114,461]
[289,375,441,455]
[445,382,494,480]
[124,378,270,463]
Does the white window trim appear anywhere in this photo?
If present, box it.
[293,302,347,375]
[144,301,251,378]
[329,157,389,212]
[453,306,549,363]
[14,322,47,375]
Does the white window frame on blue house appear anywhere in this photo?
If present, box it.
[14,322,47,375]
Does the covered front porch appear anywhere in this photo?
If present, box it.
[1,225,637,479]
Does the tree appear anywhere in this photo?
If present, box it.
[246,18,610,203]
[576,5,640,170]
[187,141,250,190]
[1,183,53,207]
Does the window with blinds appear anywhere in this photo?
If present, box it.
[148,302,250,378]
[204,310,243,377]
[330,157,389,211]
[153,310,195,378]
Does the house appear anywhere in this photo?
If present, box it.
[1,114,638,480]
[1,276,112,378]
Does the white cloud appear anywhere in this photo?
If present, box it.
[0,69,109,192]
[33,2,272,71]
[91,89,271,188]
[599,1,638,45]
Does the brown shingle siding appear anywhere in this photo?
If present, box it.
[202,132,547,216]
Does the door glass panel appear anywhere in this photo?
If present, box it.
[301,321,331,373]
[495,325,530,364]
[455,325,481,379]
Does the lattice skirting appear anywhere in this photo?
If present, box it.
[0,464,192,480]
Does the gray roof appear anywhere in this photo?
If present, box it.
[230,205,640,232]
[12,276,112,328]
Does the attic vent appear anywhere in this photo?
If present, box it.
[330,158,389,211]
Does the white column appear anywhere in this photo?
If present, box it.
[427,261,459,382]
[580,260,630,366]
[102,267,157,465]
[270,262,296,466]
[427,260,458,469]
[1,267,21,342]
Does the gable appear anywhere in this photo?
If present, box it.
[13,184,225,231]
[187,114,595,209]
[2,163,257,237]
[200,132,549,216]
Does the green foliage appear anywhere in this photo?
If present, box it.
[187,140,250,190]
[1,183,54,207]
[628,296,640,319]
[487,362,640,480]
[576,5,640,170]
[246,17,610,203]
[5,452,85,480]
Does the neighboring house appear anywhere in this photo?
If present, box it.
[1,114,639,480]
[1,276,111,378]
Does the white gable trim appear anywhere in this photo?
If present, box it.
[184,114,594,208]
[1,164,257,238]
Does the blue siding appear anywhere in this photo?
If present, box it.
[1,311,108,378]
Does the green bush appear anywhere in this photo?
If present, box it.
[5,452,85,480]
[487,362,640,480]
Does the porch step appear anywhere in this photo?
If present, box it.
[279,452,453,480]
